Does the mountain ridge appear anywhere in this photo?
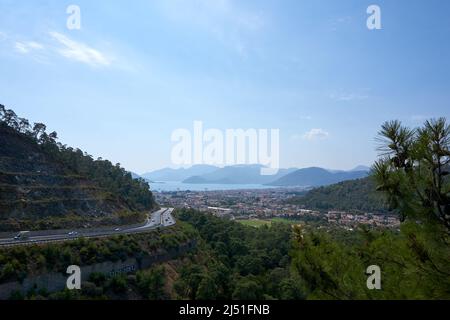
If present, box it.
[182,165,297,185]
[267,167,369,187]
[142,164,219,182]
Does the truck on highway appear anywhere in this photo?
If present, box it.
[14,231,30,241]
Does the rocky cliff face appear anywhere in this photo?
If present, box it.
[0,124,145,231]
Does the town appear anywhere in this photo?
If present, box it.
[154,188,400,230]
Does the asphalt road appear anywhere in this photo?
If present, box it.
[0,208,176,247]
[161,208,176,226]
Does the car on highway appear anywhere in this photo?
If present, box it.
[68,231,78,236]
[114,228,121,231]
[14,231,30,241]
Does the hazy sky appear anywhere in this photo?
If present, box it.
[1,0,449,174]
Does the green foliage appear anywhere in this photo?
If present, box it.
[174,264,204,300]
[136,266,166,300]
[110,274,127,294]
[232,276,263,300]
[373,118,450,230]
[291,226,370,299]
[174,209,300,300]
[289,118,450,300]
[54,147,155,212]
[288,176,390,213]
[89,272,107,287]
[290,223,450,299]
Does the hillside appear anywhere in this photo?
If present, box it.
[0,106,156,231]
[268,167,368,187]
[288,176,391,213]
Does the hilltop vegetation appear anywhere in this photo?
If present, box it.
[0,105,156,231]
[288,176,391,213]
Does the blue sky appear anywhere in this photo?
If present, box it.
[1,0,449,173]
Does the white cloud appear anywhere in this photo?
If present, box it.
[14,41,44,54]
[4,31,119,68]
[302,128,330,141]
[49,31,112,67]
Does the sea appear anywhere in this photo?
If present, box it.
[149,181,282,192]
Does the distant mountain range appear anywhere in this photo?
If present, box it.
[267,167,369,187]
[351,165,371,172]
[141,165,218,182]
[326,165,371,174]
[142,164,370,187]
[183,165,297,185]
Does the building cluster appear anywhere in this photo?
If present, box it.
[155,188,304,217]
[326,211,400,229]
[155,188,400,229]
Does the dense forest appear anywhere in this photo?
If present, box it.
[173,209,304,300]
[175,208,449,299]
[0,105,156,230]
[288,176,391,213]
[17,207,448,300]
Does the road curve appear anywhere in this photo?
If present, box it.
[0,208,176,247]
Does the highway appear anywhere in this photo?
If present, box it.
[0,208,176,247]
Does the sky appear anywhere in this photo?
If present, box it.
[1,0,449,174]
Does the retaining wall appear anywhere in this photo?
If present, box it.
[0,240,196,299]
